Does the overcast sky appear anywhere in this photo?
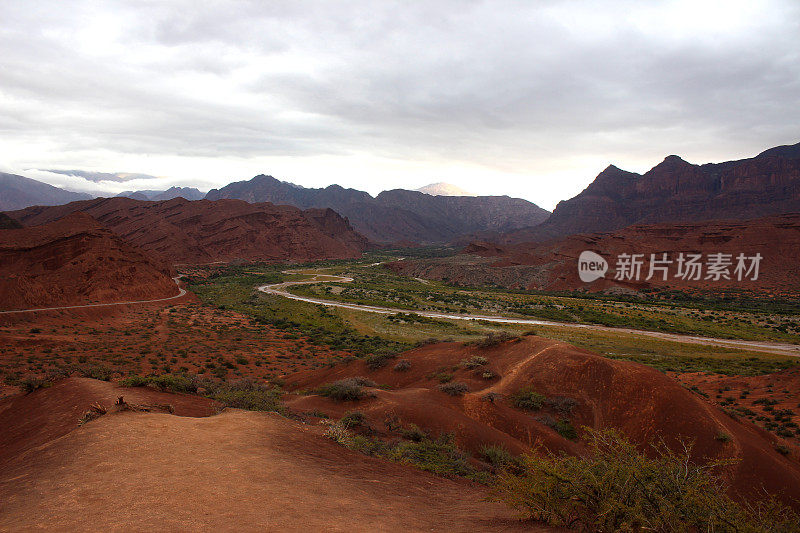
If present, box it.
[1,1,798,209]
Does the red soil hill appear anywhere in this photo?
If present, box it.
[7,196,370,264]
[0,212,179,310]
[0,378,540,531]
[285,336,800,505]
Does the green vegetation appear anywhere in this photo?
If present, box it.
[511,387,546,411]
[183,256,799,378]
[324,421,487,482]
[120,374,283,413]
[438,381,469,396]
[317,377,376,401]
[490,428,799,532]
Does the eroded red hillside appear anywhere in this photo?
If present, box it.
[7,196,369,264]
[0,212,178,310]
[284,336,800,506]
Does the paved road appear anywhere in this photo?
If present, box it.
[259,272,800,357]
[0,277,186,315]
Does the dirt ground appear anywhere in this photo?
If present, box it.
[0,299,352,398]
[0,379,547,532]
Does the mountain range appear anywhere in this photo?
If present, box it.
[117,186,205,201]
[0,172,92,211]
[502,141,800,243]
[205,175,550,243]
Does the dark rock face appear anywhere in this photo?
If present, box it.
[505,141,800,243]
[0,173,92,211]
[8,197,369,264]
[205,175,550,244]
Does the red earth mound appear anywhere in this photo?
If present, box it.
[0,378,542,531]
[389,213,800,294]
[284,336,800,506]
[7,196,369,264]
[0,212,179,310]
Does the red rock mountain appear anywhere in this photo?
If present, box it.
[389,213,800,294]
[505,141,800,243]
[205,175,550,244]
[0,212,178,310]
[7,197,369,264]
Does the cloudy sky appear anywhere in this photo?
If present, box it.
[1,0,798,209]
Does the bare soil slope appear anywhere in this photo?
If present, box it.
[0,378,541,532]
[0,212,178,310]
[285,336,800,505]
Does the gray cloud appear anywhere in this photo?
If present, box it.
[0,0,798,208]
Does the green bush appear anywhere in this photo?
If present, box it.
[318,377,376,401]
[393,359,411,371]
[460,356,489,369]
[468,332,518,348]
[480,444,515,468]
[120,374,197,394]
[341,410,367,428]
[438,382,469,396]
[490,428,799,532]
[511,387,545,410]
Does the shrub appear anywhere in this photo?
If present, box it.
[209,386,282,412]
[480,444,515,468]
[388,434,474,478]
[511,387,545,410]
[365,353,395,370]
[460,356,489,369]
[341,410,367,428]
[438,382,469,396]
[120,374,197,394]
[318,377,376,401]
[468,332,518,348]
[19,375,49,393]
[545,396,577,416]
[400,423,427,442]
[393,359,411,371]
[715,432,732,442]
[490,428,799,532]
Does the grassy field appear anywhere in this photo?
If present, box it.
[184,256,800,376]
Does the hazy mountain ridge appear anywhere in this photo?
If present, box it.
[0,172,92,211]
[206,175,549,244]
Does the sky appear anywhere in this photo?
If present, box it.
[1,1,798,210]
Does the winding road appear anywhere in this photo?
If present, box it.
[0,277,187,315]
[259,271,800,357]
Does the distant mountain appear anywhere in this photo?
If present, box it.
[205,175,549,244]
[0,172,92,211]
[117,186,204,201]
[503,141,800,243]
[9,197,369,264]
[416,182,476,196]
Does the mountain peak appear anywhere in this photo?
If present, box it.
[416,182,476,196]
